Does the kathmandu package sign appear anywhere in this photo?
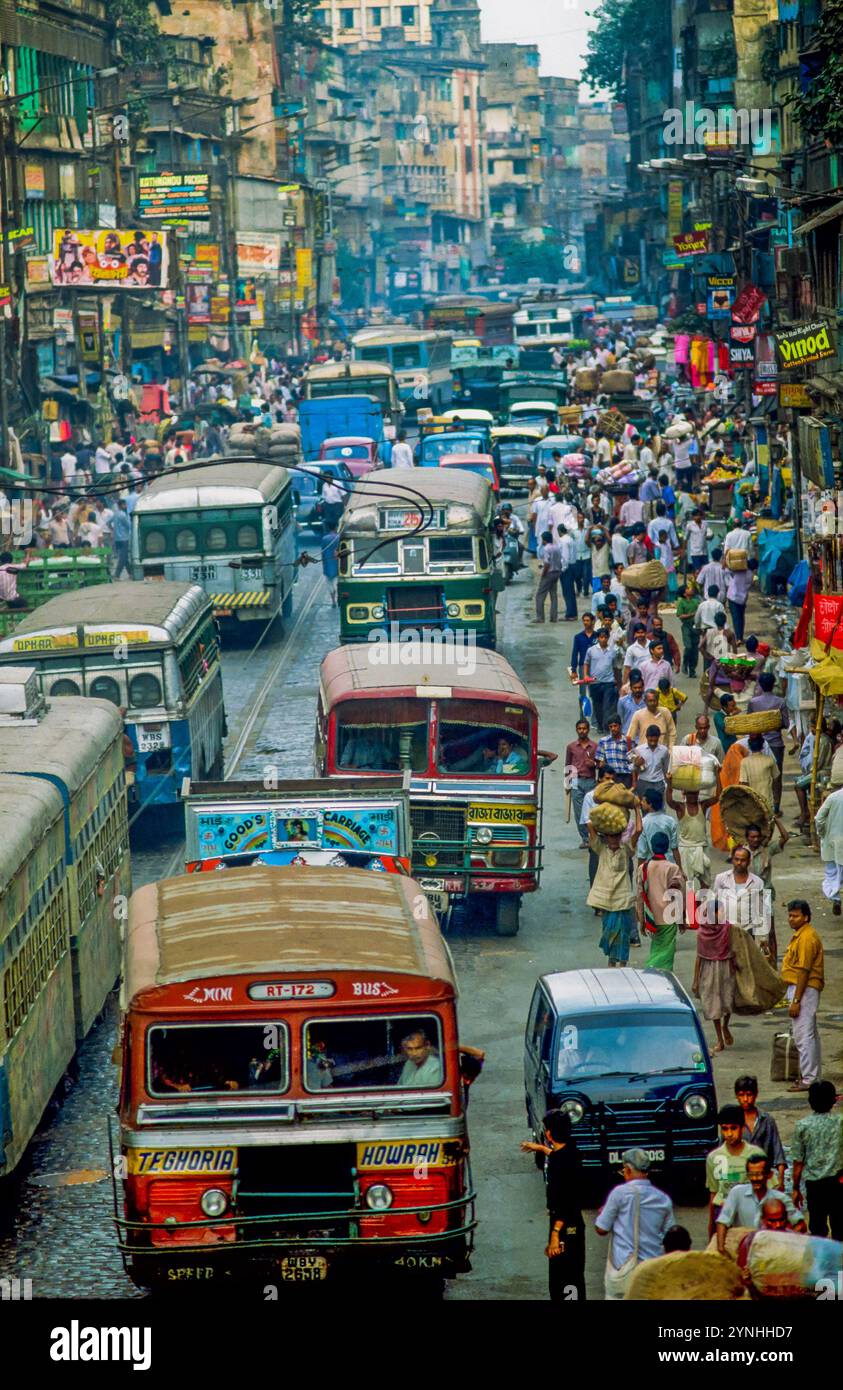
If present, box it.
[49,229,169,289]
[138,172,211,219]
[776,321,836,370]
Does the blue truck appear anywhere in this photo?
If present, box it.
[298,395,393,463]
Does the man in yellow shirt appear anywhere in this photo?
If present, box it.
[781,900,824,1091]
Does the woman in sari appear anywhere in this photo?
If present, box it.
[709,739,748,851]
[692,912,736,1054]
[636,832,686,971]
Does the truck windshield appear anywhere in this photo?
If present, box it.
[303,1015,442,1091]
[556,1014,707,1081]
[335,697,429,772]
[437,699,533,774]
[148,1023,288,1094]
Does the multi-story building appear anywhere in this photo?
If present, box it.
[482,43,544,244]
[313,0,432,46]
[541,77,585,270]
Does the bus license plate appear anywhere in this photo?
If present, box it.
[190,565,217,581]
[279,1255,327,1282]
[426,891,449,917]
[137,726,171,753]
[608,1148,664,1165]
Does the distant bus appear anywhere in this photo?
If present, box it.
[0,678,130,1176]
[0,581,225,814]
[425,298,516,346]
[303,360,404,430]
[132,461,296,626]
[512,301,574,356]
[352,328,453,415]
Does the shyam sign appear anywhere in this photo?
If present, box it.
[776,321,835,370]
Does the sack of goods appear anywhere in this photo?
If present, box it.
[593,781,637,808]
[601,370,635,395]
[669,746,702,792]
[625,1251,746,1302]
[719,784,772,841]
[589,802,629,834]
[726,550,749,572]
[620,560,668,592]
[724,707,782,735]
[730,927,786,1015]
[576,368,599,393]
[227,422,261,454]
[633,351,656,370]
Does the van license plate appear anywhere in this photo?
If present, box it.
[608,1148,664,1165]
[279,1255,327,1282]
[426,891,449,917]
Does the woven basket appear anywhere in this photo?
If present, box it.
[621,560,668,591]
[720,785,772,842]
[589,802,630,834]
[726,551,748,572]
[724,708,782,735]
[594,782,637,808]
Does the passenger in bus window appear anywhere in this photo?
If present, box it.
[397,1030,442,1087]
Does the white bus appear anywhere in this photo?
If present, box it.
[512,301,574,354]
[352,327,454,415]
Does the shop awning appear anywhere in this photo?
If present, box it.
[795,199,843,237]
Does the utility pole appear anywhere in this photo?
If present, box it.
[0,109,11,473]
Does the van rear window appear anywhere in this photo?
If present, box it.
[556,1013,706,1081]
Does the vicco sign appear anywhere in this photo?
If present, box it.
[776,321,835,370]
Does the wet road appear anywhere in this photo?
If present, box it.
[0,540,717,1300]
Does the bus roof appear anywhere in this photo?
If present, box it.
[0,774,64,899]
[0,696,122,795]
[124,865,456,1000]
[306,360,395,380]
[0,582,209,649]
[134,462,288,511]
[343,465,492,518]
[319,643,536,709]
[352,327,451,344]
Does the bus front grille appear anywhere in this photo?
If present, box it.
[411,804,467,871]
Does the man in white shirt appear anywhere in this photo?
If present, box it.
[639,437,657,470]
[397,1030,441,1087]
[685,509,712,571]
[723,523,752,561]
[391,430,413,468]
[595,436,613,466]
[619,496,645,527]
[93,444,112,476]
[60,449,77,483]
[694,589,726,631]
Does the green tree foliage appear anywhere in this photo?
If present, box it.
[583,0,669,99]
[495,235,579,283]
[109,0,169,67]
[785,0,843,144]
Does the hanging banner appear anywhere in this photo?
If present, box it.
[8,226,36,250]
[49,229,169,289]
[24,165,45,200]
[295,247,313,290]
[731,283,766,324]
[753,332,778,395]
[194,242,221,277]
[186,284,211,324]
[667,180,683,240]
[798,416,835,488]
[673,230,709,256]
[729,326,754,370]
[138,172,210,219]
[706,275,735,319]
[813,594,843,651]
[775,320,835,370]
[778,382,812,409]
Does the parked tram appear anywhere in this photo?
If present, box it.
[0,671,130,1178]
[131,462,297,625]
[0,582,225,814]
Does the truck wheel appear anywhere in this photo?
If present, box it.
[494,894,520,936]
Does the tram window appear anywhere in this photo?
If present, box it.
[176,528,198,553]
[128,672,163,708]
[89,675,122,705]
[50,677,81,696]
[436,699,532,774]
[237,524,260,549]
[303,1015,442,1092]
[148,1022,288,1095]
[207,526,228,551]
[143,529,166,556]
[335,697,428,772]
[428,536,473,564]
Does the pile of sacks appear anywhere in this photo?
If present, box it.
[227,421,302,464]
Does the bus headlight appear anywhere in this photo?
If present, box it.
[200,1188,228,1217]
[492,849,522,867]
[559,1100,584,1123]
[348,605,370,621]
[446,602,461,619]
[474,825,493,844]
[684,1094,709,1119]
[365,1184,393,1211]
[371,604,385,620]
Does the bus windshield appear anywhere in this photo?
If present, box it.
[335,697,429,772]
[149,1023,289,1094]
[303,1015,443,1091]
[422,433,486,461]
[555,1013,707,1081]
[436,699,533,774]
[309,378,390,407]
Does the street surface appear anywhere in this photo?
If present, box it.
[0,542,838,1300]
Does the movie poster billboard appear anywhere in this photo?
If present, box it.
[49,228,169,289]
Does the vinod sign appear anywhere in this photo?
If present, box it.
[776,321,835,370]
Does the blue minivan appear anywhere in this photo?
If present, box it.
[523,968,717,1194]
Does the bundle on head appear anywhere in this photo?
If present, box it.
[590,802,630,835]
[593,781,637,808]
[620,560,668,591]
[724,709,782,735]
[719,784,772,842]
[596,407,628,440]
